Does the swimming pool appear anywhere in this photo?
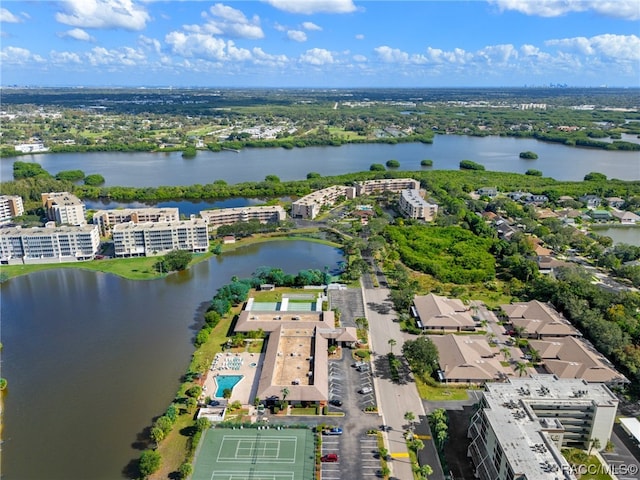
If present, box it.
[214,375,243,398]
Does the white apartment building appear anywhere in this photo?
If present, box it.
[93,207,180,236]
[468,375,618,480]
[0,224,100,264]
[112,219,209,257]
[398,189,438,221]
[42,192,86,226]
[355,178,420,196]
[0,195,24,223]
[200,205,286,230]
[291,186,356,219]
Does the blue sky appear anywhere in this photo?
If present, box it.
[1,0,639,87]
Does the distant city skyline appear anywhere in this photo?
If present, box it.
[1,0,639,88]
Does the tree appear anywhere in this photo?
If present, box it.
[84,174,105,186]
[402,337,439,377]
[150,427,165,446]
[519,151,538,159]
[500,347,511,361]
[584,172,607,182]
[386,159,400,168]
[55,169,85,182]
[159,249,192,272]
[265,174,280,182]
[459,159,485,170]
[306,172,321,179]
[404,411,416,430]
[369,163,386,171]
[388,338,397,354]
[281,387,290,402]
[182,145,197,158]
[420,159,433,167]
[418,464,433,479]
[525,169,542,176]
[515,361,528,377]
[409,438,424,452]
[178,462,193,480]
[589,437,601,455]
[138,450,161,478]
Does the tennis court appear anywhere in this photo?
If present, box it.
[192,428,315,480]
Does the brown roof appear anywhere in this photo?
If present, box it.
[413,294,475,329]
[430,335,510,382]
[502,300,580,337]
[529,336,627,384]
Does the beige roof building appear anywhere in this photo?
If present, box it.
[235,300,356,404]
[501,300,580,338]
[430,334,511,383]
[529,336,628,386]
[413,293,475,331]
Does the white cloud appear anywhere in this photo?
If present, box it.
[355,34,364,40]
[476,44,518,64]
[264,0,357,14]
[55,0,150,31]
[0,8,21,23]
[252,47,288,66]
[187,3,264,39]
[353,54,367,62]
[489,0,640,21]
[373,46,428,64]
[86,46,146,66]
[59,28,95,42]
[0,46,44,65]
[287,30,307,42]
[139,35,162,54]
[50,50,83,64]
[425,47,470,64]
[165,31,252,61]
[302,22,322,31]
[546,34,640,60]
[300,48,334,65]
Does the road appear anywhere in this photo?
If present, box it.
[362,279,432,480]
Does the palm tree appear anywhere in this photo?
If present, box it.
[281,387,290,403]
[529,348,541,363]
[588,437,601,456]
[404,411,416,431]
[515,361,528,377]
[500,347,511,361]
[388,338,397,354]
[419,464,433,479]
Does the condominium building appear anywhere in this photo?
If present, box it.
[41,192,86,226]
[398,189,438,221]
[93,207,180,236]
[0,195,24,223]
[468,375,618,480]
[200,205,286,230]
[112,219,209,257]
[291,186,356,219]
[0,223,100,264]
[355,178,420,196]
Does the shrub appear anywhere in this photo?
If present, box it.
[519,151,538,159]
[386,159,400,168]
[459,159,485,171]
[138,450,161,478]
[370,163,386,171]
[420,159,433,166]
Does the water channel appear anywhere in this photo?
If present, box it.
[1,241,344,480]
[2,134,639,185]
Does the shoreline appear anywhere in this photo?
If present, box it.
[0,231,340,282]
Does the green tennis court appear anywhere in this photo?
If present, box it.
[192,428,315,480]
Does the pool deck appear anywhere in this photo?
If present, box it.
[203,351,264,405]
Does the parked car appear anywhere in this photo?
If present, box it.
[360,386,373,394]
[329,398,343,407]
[321,453,339,462]
[323,427,343,435]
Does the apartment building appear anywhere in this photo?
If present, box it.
[0,223,100,264]
[112,219,209,257]
[41,192,86,226]
[468,375,618,480]
[0,195,24,223]
[93,207,180,236]
[200,205,286,230]
[355,178,420,196]
[291,186,356,219]
[398,188,438,221]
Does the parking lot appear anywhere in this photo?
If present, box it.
[601,425,640,480]
[328,288,366,328]
[321,434,342,480]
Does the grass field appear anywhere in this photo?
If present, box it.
[192,428,315,480]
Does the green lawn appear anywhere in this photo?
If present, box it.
[415,376,470,401]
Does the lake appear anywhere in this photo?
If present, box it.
[2,135,639,186]
[591,226,640,246]
[0,241,343,480]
